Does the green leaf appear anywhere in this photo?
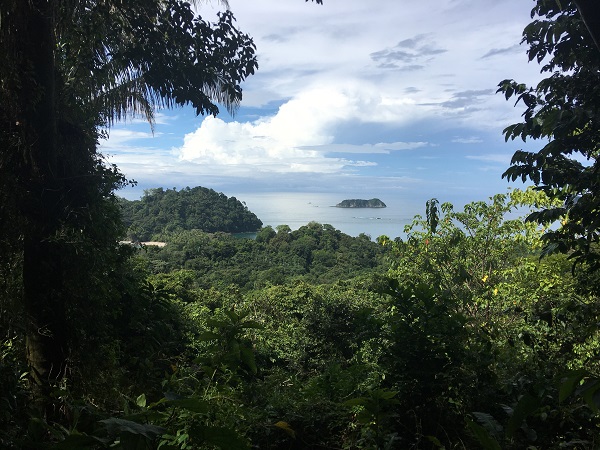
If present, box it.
[559,370,587,403]
[425,435,445,448]
[190,425,249,450]
[197,331,221,341]
[52,433,109,449]
[579,379,600,412]
[473,411,503,435]
[372,389,398,400]
[224,309,239,322]
[344,397,369,407]
[239,346,257,374]
[136,393,147,408]
[466,419,502,450]
[239,320,263,329]
[166,397,209,413]
[506,394,539,437]
[147,397,168,409]
[206,318,229,328]
[274,421,296,439]
[99,417,165,440]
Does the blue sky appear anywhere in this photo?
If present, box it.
[101,0,545,205]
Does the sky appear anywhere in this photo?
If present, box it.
[101,0,546,206]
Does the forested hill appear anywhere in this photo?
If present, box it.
[119,186,263,241]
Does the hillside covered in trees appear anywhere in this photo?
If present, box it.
[120,187,263,241]
[140,221,387,291]
[2,1,600,449]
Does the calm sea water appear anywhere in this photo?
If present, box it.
[231,192,426,239]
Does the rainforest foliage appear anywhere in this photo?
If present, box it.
[498,0,600,268]
[3,188,600,449]
[2,0,600,449]
[140,220,386,290]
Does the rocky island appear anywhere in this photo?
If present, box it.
[335,198,387,208]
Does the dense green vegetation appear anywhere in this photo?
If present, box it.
[3,187,600,449]
[120,187,263,241]
[141,220,386,290]
[0,0,258,428]
[2,0,600,449]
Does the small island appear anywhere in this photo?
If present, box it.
[335,198,387,208]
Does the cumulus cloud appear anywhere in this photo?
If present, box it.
[106,0,545,200]
[104,80,438,185]
[178,88,347,173]
[175,81,434,175]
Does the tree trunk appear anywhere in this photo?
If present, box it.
[24,239,68,411]
[574,0,600,52]
[17,0,67,418]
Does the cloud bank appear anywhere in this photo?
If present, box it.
[104,0,545,202]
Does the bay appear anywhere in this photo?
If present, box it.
[231,192,426,240]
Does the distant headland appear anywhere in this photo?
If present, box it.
[335,198,387,208]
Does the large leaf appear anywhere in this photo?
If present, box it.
[239,319,263,329]
[344,397,369,407]
[166,397,210,413]
[197,331,221,341]
[578,379,600,412]
[559,370,587,403]
[190,425,250,450]
[274,421,296,439]
[506,394,540,437]
[239,346,257,374]
[52,433,109,449]
[466,420,502,450]
[99,417,165,440]
[372,389,399,400]
[472,411,503,435]
[206,318,230,329]
[224,309,240,322]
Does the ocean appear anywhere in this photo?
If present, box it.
[231,192,426,240]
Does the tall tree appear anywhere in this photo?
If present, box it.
[0,0,257,417]
[498,0,600,267]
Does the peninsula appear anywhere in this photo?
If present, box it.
[335,198,387,208]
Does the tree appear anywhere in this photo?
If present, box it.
[389,190,549,320]
[0,0,257,416]
[498,0,600,267]
[120,186,263,240]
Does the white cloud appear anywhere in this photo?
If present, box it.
[174,114,374,175]
[175,81,431,174]
[452,136,483,144]
[101,129,156,148]
[466,153,512,164]
[108,0,544,201]
[304,142,429,154]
